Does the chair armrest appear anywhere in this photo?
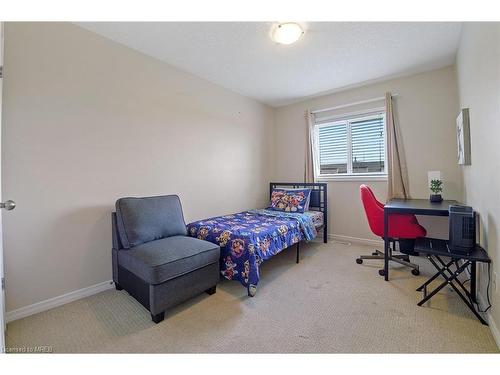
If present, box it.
[111,212,123,250]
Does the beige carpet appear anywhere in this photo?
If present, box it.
[6,240,499,353]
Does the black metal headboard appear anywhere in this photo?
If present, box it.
[269,182,328,243]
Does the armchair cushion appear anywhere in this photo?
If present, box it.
[116,195,187,248]
[117,235,220,285]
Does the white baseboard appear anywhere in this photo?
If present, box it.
[477,293,500,350]
[329,234,384,247]
[5,280,114,323]
[461,279,500,350]
[487,312,500,350]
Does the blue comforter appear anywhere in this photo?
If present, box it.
[187,209,317,291]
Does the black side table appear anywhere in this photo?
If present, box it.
[414,238,491,325]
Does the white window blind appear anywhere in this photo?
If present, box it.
[318,123,348,174]
[316,110,386,179]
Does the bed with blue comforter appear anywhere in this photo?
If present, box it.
[187,209,317,296]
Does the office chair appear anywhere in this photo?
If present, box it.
[357,184,427,276]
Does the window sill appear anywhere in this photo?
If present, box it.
[316,174,388,182]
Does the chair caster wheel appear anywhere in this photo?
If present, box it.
[378,269,385,276]
[356,258,363,264]
[411,269,420,276]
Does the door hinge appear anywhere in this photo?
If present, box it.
[0,66,2,78]
[1,277,4,291]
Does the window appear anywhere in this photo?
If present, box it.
[314,109,387,180]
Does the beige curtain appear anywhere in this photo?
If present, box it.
[386,92,410,200]
[304,110,315,183]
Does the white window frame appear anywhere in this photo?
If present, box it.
[314,107,388,182]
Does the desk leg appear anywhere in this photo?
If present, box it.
[384,210,389,281]
[470,261,477,304]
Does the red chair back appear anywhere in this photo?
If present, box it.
[360,184,427,239]
[360,184,385,237]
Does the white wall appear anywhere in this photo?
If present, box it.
[274,66,462,241]
[456,22,500,335]
[1,23,274,312]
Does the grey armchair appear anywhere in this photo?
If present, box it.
[111,195,220,323]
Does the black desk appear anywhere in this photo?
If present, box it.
[414,238,490,325]
[383,199,459,281]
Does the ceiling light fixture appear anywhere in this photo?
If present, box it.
[271,22,304,45]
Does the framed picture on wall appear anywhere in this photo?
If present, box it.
[456,108,471,165]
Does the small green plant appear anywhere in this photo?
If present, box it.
[430,179,443,194]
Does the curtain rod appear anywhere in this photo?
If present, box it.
[311,94,399,115]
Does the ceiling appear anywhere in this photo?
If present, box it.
[77,22,462,107]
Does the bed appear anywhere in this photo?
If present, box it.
[187,182,327,296]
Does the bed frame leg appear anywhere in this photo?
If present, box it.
[296,241,300,264]
[323,226,328,243]
[247,285,257,297]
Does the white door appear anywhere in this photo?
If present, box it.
[0,22,15,352]
[0,22,5,351]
